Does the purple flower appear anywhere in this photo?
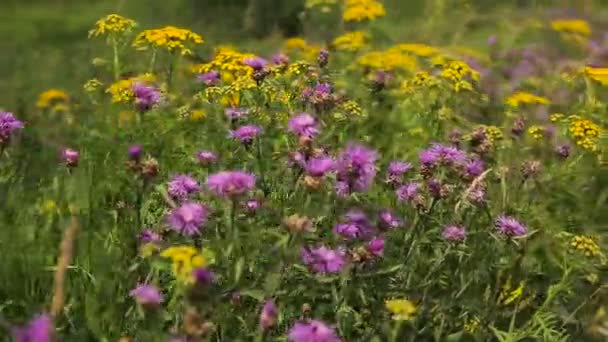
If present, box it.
[334,210,374,239]
[420,143,467,168]
[303,83,334,109]
[259,299,278,330]
[419,149,440,167]
[396,182,420,202]
[427,178,446,199]
[12,314,52,342]
[197,71,221,86]
[301,246,346,274]
[167,202,208,236]
[225,107,249,120]
[168,175,201,200]
[61,148,79,167]
[468,185,486,204]
[495,216,528,237]
[288,113,320,139]
[0,112,24,144]
[229,125,262,144]
[288,320,341,342]
[373,70,392,90]
[193,268,215,285]
[245,199,261,213]
[487,35,497,46]
[386,161,412,184]
[132,82,162,112]
[289,151,307,168]
[130,284,164,306]
[196,150,218,166]
[378,210,403,230]
[206,170,256,198]
[367,237,385,256]
[243,57,268,71]
[335,143,378,196]
[139,229,162,244]
[555,144,570,160]
[128,144,143,161]
[305,156,335,177]
[318,49,330,68]
[273,52,290,66]
[464,159,485,178]
[442,225,466,242]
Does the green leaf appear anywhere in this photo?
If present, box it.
[234,257,245,284]
[263,272,282,294]
[241,289,265,302]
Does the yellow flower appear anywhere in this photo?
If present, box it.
[440,60,479,82]
[84,79,103,93]
[584,66,608,86]
[505,92,549,107]
[139,242,159,258]
[569,117,601,152]
[36,89,69,109]
[550,19,591,37]
[107,79,135,103]
[134,26,203,55]
[190,110,206,121]
[305,0,338,10]
[464,317,481,333]
[89,14,137,38]
[343,0,386,22]
[385,298,417,321]
[498,276,525,306]
[528,125,545,140]
[357,47,418,72]
[161,245,213,284]
[396,43,439,57]
[570,235,602,258]
[332,31,367,52]
[550,113,565,123]
[191,47,255,84]
[285,37,309,51]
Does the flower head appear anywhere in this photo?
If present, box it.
[385,298,417,321]
[464,159,485,178]
[225,107,249,120]
[139,229,162,244]
[12,314,52,342]
[273,52,290,66]
[128,144,143,161]
[442,225,466,242]
[335,143,378,196]
[197,71,221,86]
[243,57,268,71]
[495,216,528,237]
[318,49,330,68]
[206,170,256,198]
[229,125,262,144]
[301,246,346,274]
[396,182,421,203]
[0,112,24,144]
[245,199,261,213]
[386,161,412,184]
[288,113,320,139]
[288,320,341,342]
[61,148,80,168]
[555,144,571,159]
[132,82,162,112]
[168,175,201,200]
[305,156,335,177]
[334,210,374,239]
[193,267,215,285]
[130,284,163,307]
[259,299,278,330]
[378,210,403,230]
[367,237,385,256]
[196,150,218,166]
[167,202,208,236]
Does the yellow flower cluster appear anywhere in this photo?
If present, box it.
[357,47,418,72]
[332,31,367,52]
[284,38,322,62]
[569,117,601,151]
[193,46,255,83]
[106,73,156,103]
[505,92,550,107]
[498,277,525,306]
[584,66,608,86]
[396,43,440,57]
[570,235,602,258]
[550,19,591,37]
[464,317,481,333]
[36,89,69,109]
[83,79,103,93]
[440,60,479,82]
[385,298,417,321]
[89,14,137,38]
[528,125,545,140]
[343,0,386,22]
[134,26,203,55]
[161,245,214,284]
[550,113,565,123]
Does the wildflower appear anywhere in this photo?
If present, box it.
[343,0,386,22]
[193,267,215,285]
[357,48,418,72]
[225,107,249,120]
[385,298,417,321]
[128,144,143,161]
[464,316,481,333]
[305,156,335,177]
[505,92,549,107]
[442,225,466,242]
[0,112,24,144]
[245,199,261,213]
[464,159,485,178]
[396,182,423,204]
[378,210,402,230]
[301,246,346,274]
[528,125,545,140]
[130,284,163,307]
[426,178,449,199]
[132,83,162,112]
[371,70,393,91]
[332,31,366,52]
[386,161,412,185]
[133,26,204,55]
[302,82,335,110]
[288,113,320,140]
[206,170,256,198]
[84,79,103,93]
[12,313,52,342]
[168,175,201,200]
[570,235,602,257]
[569,117,601,152]
[555,144,571,159]
[161,246,211,284]
[335,143,378,196]
[89,14,136,37]
[367,237,385,256]
[521,160,542,179]
[139,229,162,244]
[550,19,591,37]
[283,214,313,234]
[397,43,439,57]
[196,150,218,167]
[495,216,528,237]
[272,52,290,66]
[197,71,221,86]
[334,210,374,239]
[550,113,565,123]
[243,57,268,71]
[141,157,159,179]
[288,320,341,342]
[467,184,487,205]
[36,89,69,109]
[167,202,208,236]
[317,49,330,68]
[229,125,262,144]
[259,300,278,330]
[61,148,79,168]
[511,117,526,137]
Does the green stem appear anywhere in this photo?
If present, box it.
[112,36,120,80]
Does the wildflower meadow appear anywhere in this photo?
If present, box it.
[1,0,607,341]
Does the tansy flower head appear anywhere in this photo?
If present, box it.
[161,246,214,284]
[343,0,386,22]
[550,19,591,37]
[134,26,203,55]
[89,14,137,38]
[331,31,367,52]
[505,92,549,107]
[36,89,69,109]
[570,235,602,258]
[385,298,417,321]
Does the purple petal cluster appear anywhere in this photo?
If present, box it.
[229,125,262,144]
[378,210,403,230]
[367,237,385,256]
[130,284,164,306]
[288,113,320,139]
[259,299,278,330]
[305,156,335,177]
[206,170,256,198]
[139,229,162,244]
[167,202,208,236]
[334,210,374,239]
[132,82,162,112]
[128,144,143,161]
[273,52,290,66]
[288,320,341,342]
[442,225,466,242]
[243,57,268,71]
[386,161,412,184]
[396,182,421,203]
[12,314,52,342]
[301,246,346,274]
[495,215,528,237]
[197,71,221,86]
[464,159,485,178]
[196,150,218,166]
[335,143,378,196]
[419,143,468,169]
[61,148,80,167]
[225,107,249,120]
[168,175,201,200]
[0,112,24,143]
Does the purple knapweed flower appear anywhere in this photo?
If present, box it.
[318,49,330,68]
[273,52,290,66]
[139,229,162,244]
[427,178,447,199]
[168,175,201,200]
[61,148,79,168]
[245,199,261,213]
[555,144,570,160]
[128,144,143,161]
[305,156,335,177]
[487,35,497,46]
[193,268,215,285]
[229,125,262,144]
[378,210,402,230]
[243,57,268,71]
[225,107,249,120]
[495,216,528,237]
[301,246,346,274]
[288,113,320,140]
[431,143,468,165]
[289,151,307,168]
[396,182,420,202]
[386,161,413,184]
[206,170,256,198]
[367,237,385,256]
[335,143,378,196]
[442,225,466,242]
[132,82,162,112]
[197,71,221,86]
[288,320,341,342]
[334,210,375,239]
[167,202,208,236]
[464,159,485,178]
[196,150,218,166]
[12,314,52,342]
[418,149,440,168]
[468,185,486,205]
[130,284,164,307]
[259,299,278,330]
[0,112,24,144]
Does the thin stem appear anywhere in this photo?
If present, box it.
[112,36,120,81]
